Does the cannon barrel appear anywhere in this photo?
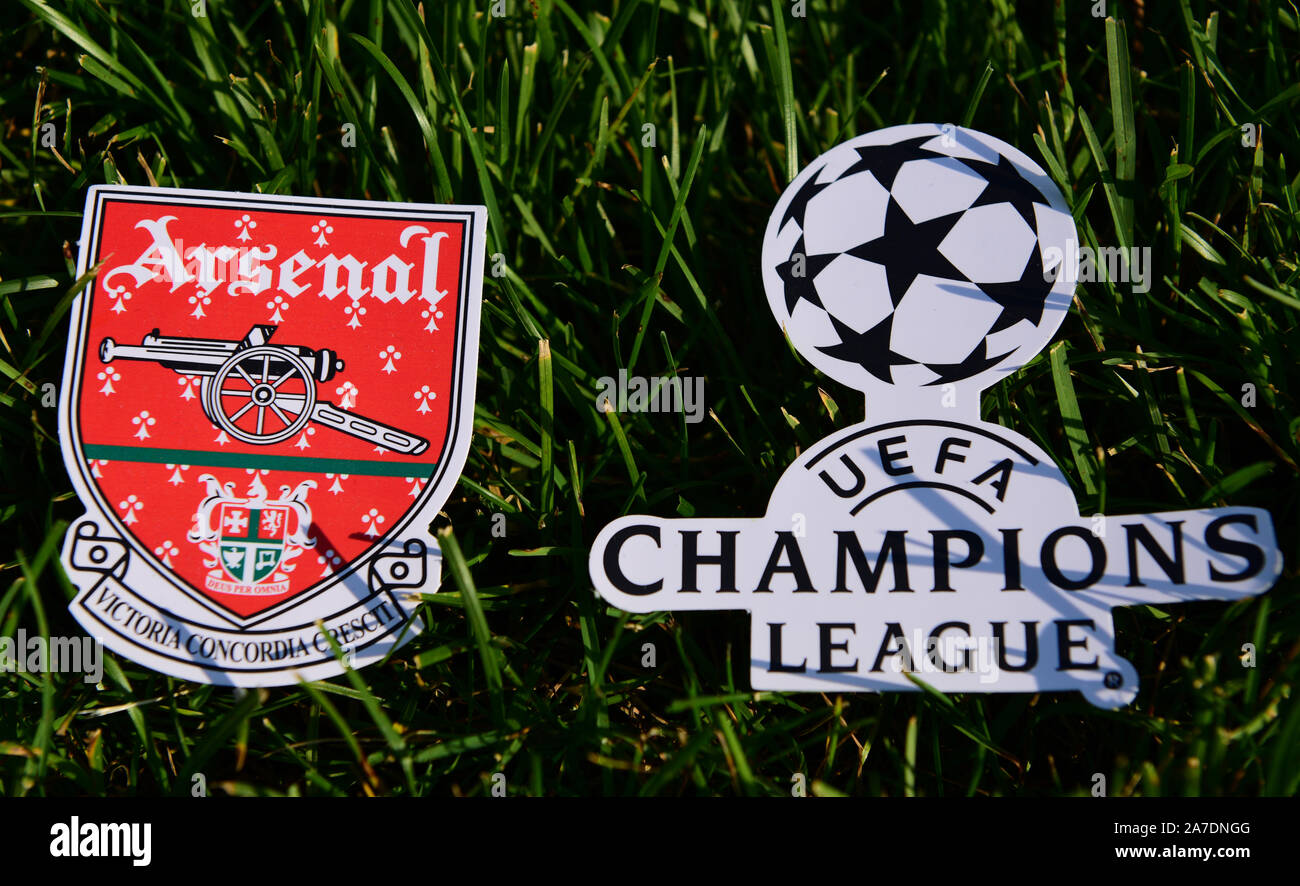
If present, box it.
[99,336,233,374]
[99,327,344,381]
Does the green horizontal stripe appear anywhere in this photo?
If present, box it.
[82,444,438,478]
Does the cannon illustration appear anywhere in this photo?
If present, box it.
[99,324,430,455]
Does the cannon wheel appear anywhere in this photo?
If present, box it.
[206,346,316,445]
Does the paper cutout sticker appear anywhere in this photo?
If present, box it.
[59,185,486,685]
[589,124,1281,708]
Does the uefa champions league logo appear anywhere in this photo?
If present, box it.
[589,123,1282,708]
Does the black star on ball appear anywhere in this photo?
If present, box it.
[846,197,965,306]
[978,241,1059,335]
[923,339,1016,386]
[838,135,944,190]
[780,174,832,230]
[817,313,916,385]
[957,153,1049,230]
[776,235,838,314]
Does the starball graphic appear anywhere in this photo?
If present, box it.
[59,186,486,685]
[589,124,1282,708]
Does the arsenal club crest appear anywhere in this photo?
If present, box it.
[58,185,486,685]
[589,124,1282,708]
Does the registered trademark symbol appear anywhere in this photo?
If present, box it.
[1103,671,1122,689]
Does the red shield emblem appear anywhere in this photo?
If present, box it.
[59,186,485,685]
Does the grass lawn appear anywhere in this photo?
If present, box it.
[1,0,1297,796]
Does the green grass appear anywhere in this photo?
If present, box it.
[1,0,1298,796]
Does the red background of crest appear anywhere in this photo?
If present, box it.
[76,198,465,617]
